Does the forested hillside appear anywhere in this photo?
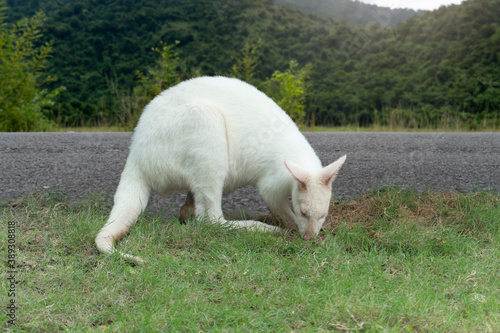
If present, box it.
[317,0,500,127]
[4,0,500,128]
[275,0,418,27]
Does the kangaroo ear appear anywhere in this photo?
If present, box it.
[321,155,346,187]
[284,160,310,190]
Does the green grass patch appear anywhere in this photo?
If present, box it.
[1,187,499,332]
[55,126,130,133]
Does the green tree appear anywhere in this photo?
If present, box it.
[114,41,187,129]
[0,2,63,131]
[261,60,311,125]
[134,41,182,100]
[231,39,261,84]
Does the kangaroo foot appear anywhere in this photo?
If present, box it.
[179,191,195,222]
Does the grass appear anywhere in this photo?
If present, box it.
[55,126,130,132]
[1,186,499,332]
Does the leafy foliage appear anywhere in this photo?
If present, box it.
[135,41,183,100]
[231,39,261,85]
[0,2,62,131]
[261,60,311,125]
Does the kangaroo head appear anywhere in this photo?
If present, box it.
[285,155,346,240]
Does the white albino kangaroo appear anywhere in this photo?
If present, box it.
[95,76,346,263]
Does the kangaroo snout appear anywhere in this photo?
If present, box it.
[303,228,316,240]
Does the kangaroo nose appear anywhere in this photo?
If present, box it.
[303,229,315,240]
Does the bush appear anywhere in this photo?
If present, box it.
[0,3,63,131]
[261,60,311,125]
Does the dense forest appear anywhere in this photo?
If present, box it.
[275,0,418,27]
[3,0,500,129]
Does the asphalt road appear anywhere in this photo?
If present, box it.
[1,132,499,215]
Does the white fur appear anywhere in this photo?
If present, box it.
[95,76,346,263]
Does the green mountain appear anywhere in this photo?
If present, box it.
[325,0,500,126]
[274,0,418,27]
[4,0,500,127]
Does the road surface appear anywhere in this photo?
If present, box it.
[1,132,498,215]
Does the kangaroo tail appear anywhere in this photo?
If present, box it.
[95,170,150,264]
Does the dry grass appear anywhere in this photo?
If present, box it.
[326,187,499,231]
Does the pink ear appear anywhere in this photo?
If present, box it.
[284,160,310,189]
[321,155,346,187]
